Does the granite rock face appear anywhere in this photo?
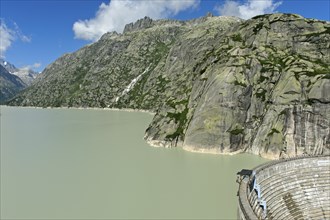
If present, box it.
[179,14,330,158]
[9,14,330,159]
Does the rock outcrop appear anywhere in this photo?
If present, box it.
[8,13,330,159]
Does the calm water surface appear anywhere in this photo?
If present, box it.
[1,106,268,219]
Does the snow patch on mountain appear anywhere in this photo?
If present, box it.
[0,59,39,85]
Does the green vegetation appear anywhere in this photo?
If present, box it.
[304,26,330,38]
[165,105,189,141]
[253,22,264,34]
[69,62,90,96]
[148,41,170,63]
[322,74,330,79]
[251,14,270,20]
[306,99,317,105]
[233,80,247,87]
[229,128,244,135]
[258,74,269,83]
[268,128,280,136]
[231,34,243,42]
[256,89,267,102]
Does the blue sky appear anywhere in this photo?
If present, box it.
[1,0,329,72]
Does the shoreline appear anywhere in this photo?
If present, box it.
[182,145,244,156]
[1,105,279,160]
[0,105,155,115]
[147,138,280,159]
[146,138,247,156]
[183,145,279,159]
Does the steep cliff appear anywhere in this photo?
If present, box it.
[9,13,330,159]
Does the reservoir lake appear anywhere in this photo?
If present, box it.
[0,106,268,219]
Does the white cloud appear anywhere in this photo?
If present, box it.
[73,0,200,41]
[21,62,42,70]
[0,20,31,58]
[0,21,14,58]
[13,22,32,42]
[215,0,282,20]
[34,62,41,68]
[20,35,32,43]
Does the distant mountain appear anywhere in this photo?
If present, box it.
[0,59,17,73]
[0,59,39,103]
[0,65,26,104]
[0,59,38,86]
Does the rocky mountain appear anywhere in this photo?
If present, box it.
[8,13,330,159]
[0,59,39,103]
[0,59,39,86]
[0,59,17,73]
[0,65,26,103]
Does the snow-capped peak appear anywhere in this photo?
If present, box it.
[0,59,39,86]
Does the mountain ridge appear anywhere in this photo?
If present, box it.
[0,59,39,103]
[0,59,39,85]
[0,65,26,103]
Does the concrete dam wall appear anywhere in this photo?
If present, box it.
[237,155,330,220]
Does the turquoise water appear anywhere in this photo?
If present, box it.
[0,106,268,219]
